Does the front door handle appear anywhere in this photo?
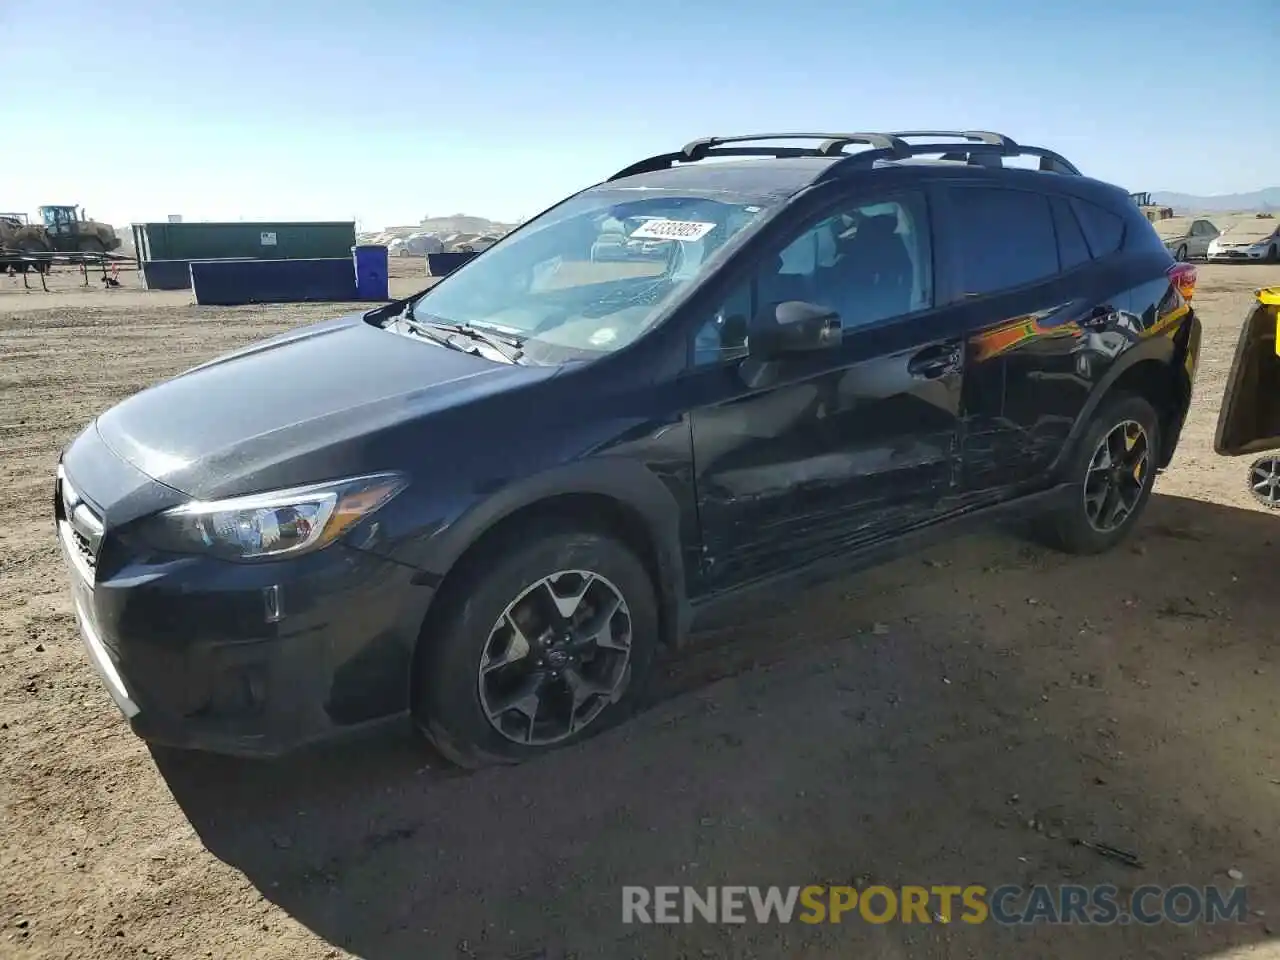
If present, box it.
[908,343,961,379]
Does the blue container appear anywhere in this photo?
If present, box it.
[190,258,358,306]
[426,251,479,277]
[140,259,199,290]
[141,257,258,290]
[352,244,389,300]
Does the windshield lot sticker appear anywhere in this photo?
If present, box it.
[589,327,619,347]
[629,219,716,242]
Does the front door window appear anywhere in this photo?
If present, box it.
[691,192,933,367]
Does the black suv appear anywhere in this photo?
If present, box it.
[55,130,1201,767]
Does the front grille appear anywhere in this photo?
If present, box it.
[71,527,98,574]
[57,468,104,585]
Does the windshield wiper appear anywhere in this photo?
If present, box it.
[418,315,527,364]
[404,314,527,365]
[400,316,456,349]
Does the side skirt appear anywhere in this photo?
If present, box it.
[686,483,1076,634]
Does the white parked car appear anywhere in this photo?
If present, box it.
[1152,217,1219,261]
[1206,217,1280,263]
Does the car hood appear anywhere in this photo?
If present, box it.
[1217,232,1275,246]
[94,313,557,499]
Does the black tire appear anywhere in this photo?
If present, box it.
[1032,392,1161,555]
[1267,244,1279,265]
[1176,245,1188,262]
[414,525,659,768]
[79,237,105,254]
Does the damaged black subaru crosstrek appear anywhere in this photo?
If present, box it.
[55,131,1200,767]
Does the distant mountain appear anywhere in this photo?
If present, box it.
[1150,188,1280,214]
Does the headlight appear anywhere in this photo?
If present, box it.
[140,473,407,560]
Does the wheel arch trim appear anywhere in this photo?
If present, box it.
[1049,334,1189,477]
[419,459,693,649]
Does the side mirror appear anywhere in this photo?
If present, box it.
[749,300,842,359]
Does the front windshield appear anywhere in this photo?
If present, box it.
[409,189,770,359]
[1153,218,1191,239]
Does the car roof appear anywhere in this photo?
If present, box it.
[600,154,1130,210]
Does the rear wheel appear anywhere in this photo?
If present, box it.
[414,526,659,768]
[1032,393,1161,555]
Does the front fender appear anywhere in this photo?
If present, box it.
[411,457,695,646]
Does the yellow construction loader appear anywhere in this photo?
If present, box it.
[0,206,120,254]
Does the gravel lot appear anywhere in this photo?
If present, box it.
[2,261,1279,960]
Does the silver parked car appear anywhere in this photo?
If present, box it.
[1206,216,1280,263]
[1153,216,1219,261]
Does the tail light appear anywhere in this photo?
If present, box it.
[1169,262,1197,302]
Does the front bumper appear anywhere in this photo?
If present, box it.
[55,460,434,758]
[1207,246,1273,262]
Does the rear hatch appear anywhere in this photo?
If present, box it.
[1214,287,1280,455]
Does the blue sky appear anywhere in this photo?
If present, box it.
[8,0,1278,230]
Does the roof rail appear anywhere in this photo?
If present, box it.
[819,138,1082,179]
[607,132,911,181]
[607,130,1080,182]
[888,130,1020,151]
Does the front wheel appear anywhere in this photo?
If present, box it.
[414,526,659,768]
[1032,393,1161,555]
[1176,245,1188,262]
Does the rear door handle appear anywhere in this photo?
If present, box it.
[908,342,961,379]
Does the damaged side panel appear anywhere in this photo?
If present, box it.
[689,329,963,592]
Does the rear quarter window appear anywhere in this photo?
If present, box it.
[1070,198,1126,258]
[1050,197,1090,271]
[949,186,1059,296]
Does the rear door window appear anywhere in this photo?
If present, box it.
[1070,199,1126,258]
[1050,196,1091,272]
[949,186,1059,296]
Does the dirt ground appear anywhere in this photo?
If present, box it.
[2,261,1279,960]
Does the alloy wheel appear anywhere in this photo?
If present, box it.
[477,570,632,745]
[1083,420,1150,533]
[1248,455,1280,509]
